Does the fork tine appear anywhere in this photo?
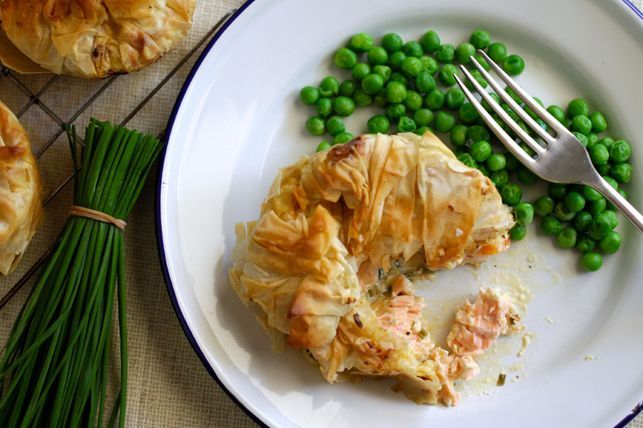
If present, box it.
[476,49,569,135]
[458,64,544,155]
[454,73,536,168]
[468,55,555,145]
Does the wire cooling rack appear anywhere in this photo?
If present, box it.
[0,9,237,311]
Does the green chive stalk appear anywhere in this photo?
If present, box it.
[0,119,162,427]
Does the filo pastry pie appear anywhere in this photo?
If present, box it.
[0,101,42,274]
[230,132,520,405]
[0,0,196,78]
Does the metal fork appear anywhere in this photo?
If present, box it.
[454,50,643,232]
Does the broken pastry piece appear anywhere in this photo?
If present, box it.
[230,132,518,405]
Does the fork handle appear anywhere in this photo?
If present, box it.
[589,176,643,233]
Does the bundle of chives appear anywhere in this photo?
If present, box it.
[0,119,162,427]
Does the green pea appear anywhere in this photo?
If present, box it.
[610,163,632,184]
[403,41,424,58]
[599,137,615,149]
[547,183,567,200]
[564,191,586,212]
[390,51,407,70]
[599,231,621,254]
[589,144,610,165]
[455,42,476,64]
[325,116,346,136]
[450,125,468,147]
[588,198,607,217]
[333,132,354,145]
[389,71,409,86]
[487,153,507,172]
[467,125,490,142]
[477,164,489,176]
[315,97,333,117]
[397,116,417,132]
[373,91,388,107]
[348,33,374,52]
[414,108,434,127]
[619,188,628,200]
[582,186,602,202]
[601,210,619,229]
[299,86,320,105]
[487,42,508,62]
[576,235,596,253]
[473,53,491,70]
[581,252,602,272]
[316,140,332,152]
[457,152,477,169]
[573,132,589,147]
[373,65,391,82]
[334,47,357,69]
[353,89,372,107]
[424,90,445,110]
[305,116,325,136]
[385,103,407,121]
[516,166,538,185]
[436,44,455,63]
[366,115,390,134]
[490,170,509,187]
[589,111,608,132]
[610,140,631,163]
[401,56,423,77]
[571,115,592,135]
[505,153,519,171]
[514,202,534,224]
[464,70,488,90]
[419,30,441,53]
[470,140,492,162]
[573,211,593,231]
[589,211,613,240]
[445,87,465,110]
[534,196,555,217]
[405,90,424,111]
[415,126,431,136]
[596,163,611,176]
[351,63,371,81]
[333,96,355,116]
[541,215,563,235]
[557,227,577,248]
[547,105,566,124]
[367,46,389,65]
[420,56,439,73]
[510,224,527,241]
[567,98,590,118]
[381,33,404,53]
[339,80,357,97]
[434,111,456,132]
[587,133,599,147]
[416,71,436,93]
[469,29,491,49]
[458,102,480,124]
[361,74,385,95]
[503,55,525,76]
[554,201,575,221]
[319,76,340,97]
[500,183,522,206]
[386,81,408,103]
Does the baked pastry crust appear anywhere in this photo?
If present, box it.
[0,0,196,78]
[230,132,516,404]
[0,101,42,275]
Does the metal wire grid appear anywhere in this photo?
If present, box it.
[0,8,237,311]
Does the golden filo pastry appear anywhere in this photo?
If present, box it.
[0,101,42,275]
[0,0,196,78]
[230,132,520,405]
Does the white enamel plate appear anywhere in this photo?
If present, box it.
[157,0,643,426]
